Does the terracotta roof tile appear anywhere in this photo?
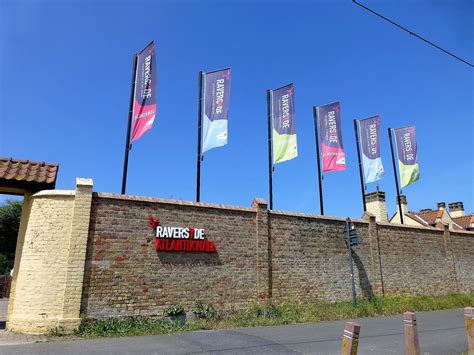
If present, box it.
[0,158,58,189]
[410,210,439,225]
[452,215,474,229]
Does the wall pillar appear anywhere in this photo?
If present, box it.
[252,198,271,301]
[7,178,93,334]
[59,178,93,330]
[367,215,384,296]
[442,224,459,293]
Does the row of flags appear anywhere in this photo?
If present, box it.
[124,42,420,212]
[265,84,420,189]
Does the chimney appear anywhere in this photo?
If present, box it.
[448,202,465,218]
[397,195,408,216]
[437,202,446,209]
[365,191,388,222]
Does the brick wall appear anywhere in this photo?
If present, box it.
[8,185,473,334]
[451,231,474,293]
[81,194,262,318]
[269,212,374,302]
[81,194,474,320]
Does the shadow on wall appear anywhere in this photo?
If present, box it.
[353,251,374,300]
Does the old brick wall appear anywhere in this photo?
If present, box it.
[269,212,374,302]
[450,231,474,293]
[376,223,457,295]
[81,194,263,318]
[81,194,474,319]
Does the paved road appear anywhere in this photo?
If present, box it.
[0,308,468,354]
[0,298,8,330]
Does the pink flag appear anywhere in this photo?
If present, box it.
[131,42,157,141]
[317,102,346,172]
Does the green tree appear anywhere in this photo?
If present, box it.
[0,200,22,275]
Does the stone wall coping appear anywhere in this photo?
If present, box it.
[269,210,369,224]
[76,177,93,187]
[93,192,474,236]
[33,190,75,198]
[94,193,257,213]
[377,220,445,233]
[377,220,472,235]
[450,230,474,236]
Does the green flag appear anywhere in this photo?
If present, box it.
[394,126,419,188]
[271,84,297,164]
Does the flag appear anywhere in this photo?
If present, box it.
[317,102,346,172]
[357,116,385,183]
[271,84,298,164]
[202,68,231,153]
[394,126,419,188]
[131,42,157,142]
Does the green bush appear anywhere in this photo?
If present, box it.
[75,316,187,338]
[192,301,217,320]
[0,200,22,275]
[164,304,185,317]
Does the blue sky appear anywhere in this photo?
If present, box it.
[1,0,473,219]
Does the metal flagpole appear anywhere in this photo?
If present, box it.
[313,107,324,215]
[388,128,404,224]
[267,90,273,210]
[121,53,138,195]
[196,71,203,202]
[353,119,367,212]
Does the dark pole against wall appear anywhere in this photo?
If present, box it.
[121,53,138,195]
[388,128,404,224]
[353,120,367,212]
[312,107,324,215]
[196,71,203,202]
[266,90,273,210]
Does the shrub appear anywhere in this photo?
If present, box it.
[192,301,217,320]
[164,304,185,317]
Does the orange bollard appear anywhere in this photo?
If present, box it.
[403,312,420,355]
[465,307,474,355]
[341,321,361,355]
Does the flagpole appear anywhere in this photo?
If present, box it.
[353,120,366,212]
[196,71,203,202]
[313,107,324,215]
[121,53,138,195]
[266,89,273,210]
[388,128,404,224]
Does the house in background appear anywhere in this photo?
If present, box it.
[364,190,474,231]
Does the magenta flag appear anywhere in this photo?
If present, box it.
[317,102,346,172]
[131,42,157,142]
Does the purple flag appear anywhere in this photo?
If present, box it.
[131,42,157,142]
[357,116,385,183]
[317,102,346,172]
[202,68,231,153]
[394,126,419,188]
[271,84,298,164]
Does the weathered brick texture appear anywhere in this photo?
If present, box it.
[8,187,474,334]
[81,194,260,318]
[81,194,474,320]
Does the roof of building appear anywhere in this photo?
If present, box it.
[0,158,59,194]
[452,215,474,229]
[406,209,443,226]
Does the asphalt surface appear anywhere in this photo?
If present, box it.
[0,308,468,354]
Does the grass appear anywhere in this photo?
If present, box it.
[73,293,474,338]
